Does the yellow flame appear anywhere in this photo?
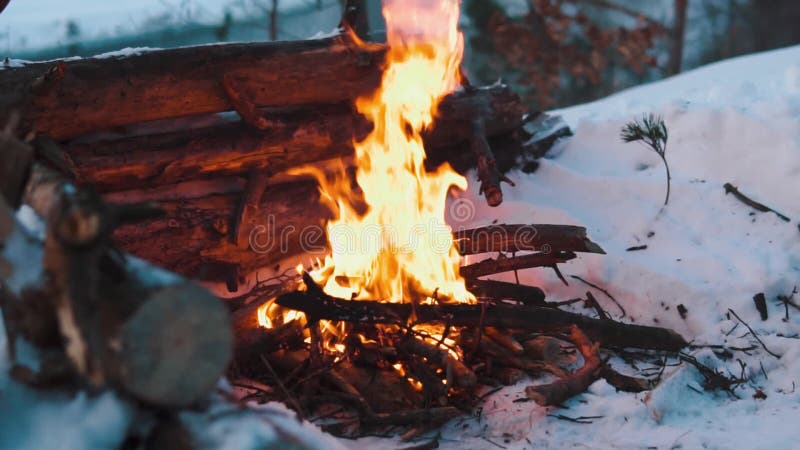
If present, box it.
[303,0,474,305]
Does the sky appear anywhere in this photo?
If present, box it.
[0,0,328,54]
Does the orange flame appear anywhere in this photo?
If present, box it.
[302,0,474,304]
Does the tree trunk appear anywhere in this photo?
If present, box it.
[667,0,688,75]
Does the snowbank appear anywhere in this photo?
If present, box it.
[354,44,800,450]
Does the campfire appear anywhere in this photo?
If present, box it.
[224,0,685,439]
[0,0,690,444]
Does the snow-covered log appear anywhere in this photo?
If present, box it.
[1,136,233,408]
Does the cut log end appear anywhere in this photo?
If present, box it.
[118,283,233,408]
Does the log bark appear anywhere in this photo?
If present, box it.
[61,84,525,192]
[9,155,233,406]
[275,289,688,351]
[111,180,331,282]
[465,278,546,306]
[454,224,605,256]
[1,35,387,140]
[459,251,576,279]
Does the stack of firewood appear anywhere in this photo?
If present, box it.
[0,32,570,291]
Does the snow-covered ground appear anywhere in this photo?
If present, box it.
[352,45,800,449]
[1,41,799,450]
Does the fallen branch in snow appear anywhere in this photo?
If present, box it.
[600,365,653,392]
[525,325,602,406]
[570,275,626,318]
[678,352,747,397]
[727,308,781,358]
[723,183,791,222]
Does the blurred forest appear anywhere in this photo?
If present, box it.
[1,0,799,109]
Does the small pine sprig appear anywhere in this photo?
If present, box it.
[621,114,671,206]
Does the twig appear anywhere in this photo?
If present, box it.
[570,275,627,318]
[584,291,610,320]
[259,355,305,418]
[546,414,604,424]
[727,308,781,358]
[550,264,569,286]
[481,437,507,449]
[678,352,745,397]
[723,183,790,222]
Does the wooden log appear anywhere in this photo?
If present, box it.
[1,35,387,140]
[465,278,546,306]
[459,251,576,279]
[454,224,605,256]
[8,152,233,406]
[397,337,477,388]
[522,336,564,364]
[274,288,688,351]
[0,121,33,208]
[111,180,331,281]
[62,85,525,192]
[525,326,601,406]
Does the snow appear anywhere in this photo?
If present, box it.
[0,0,342,56]
[350,45,800,449]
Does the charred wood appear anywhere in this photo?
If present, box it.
[275,289,688,351]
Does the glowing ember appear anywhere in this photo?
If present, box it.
[302,0,474,304]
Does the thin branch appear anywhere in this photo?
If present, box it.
[727,308,781,359]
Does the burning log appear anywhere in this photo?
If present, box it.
[275,288,688,351]
[397,336,477,388]
[107,173,599,285]
[60,84,526,192]
[1,134,232,407]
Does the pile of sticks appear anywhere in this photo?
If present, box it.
[227,223,686,439]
